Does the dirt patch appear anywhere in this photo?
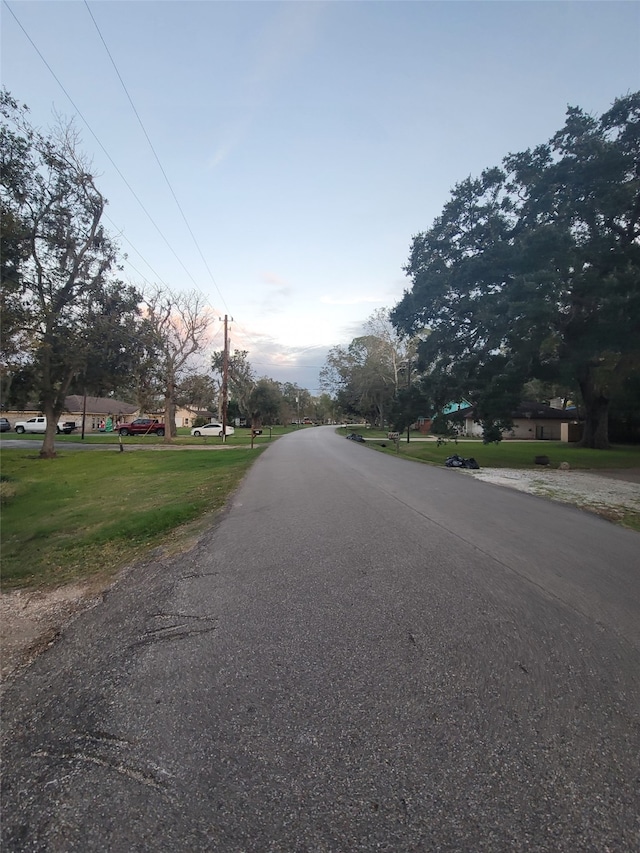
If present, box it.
[0,580,107,686]
[0,511,217,685]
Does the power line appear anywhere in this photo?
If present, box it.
[103,214,170,288]
[83,0,230,315]
[3,0,320,373]
[3,1,212,299]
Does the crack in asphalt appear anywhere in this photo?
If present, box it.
[31,749,173,797]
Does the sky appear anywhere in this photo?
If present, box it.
[2,0,639,393]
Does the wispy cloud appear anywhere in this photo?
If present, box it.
[228,326,329,389]
[255,271,293,315]
[320,295,386,306]
[262,272,290,289]
[207,3,326,169]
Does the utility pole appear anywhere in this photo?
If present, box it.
[406,358,411,444]
[222,314,229,443]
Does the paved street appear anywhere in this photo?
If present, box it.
[2,427,639,851]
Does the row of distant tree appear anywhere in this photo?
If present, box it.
[320,93,640,448]
[209,350,339,427]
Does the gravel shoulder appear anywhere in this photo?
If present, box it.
[2,466,638,685]
[466,466,640,524]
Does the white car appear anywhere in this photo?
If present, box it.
[191,422,235,437]
[14,416,77,435]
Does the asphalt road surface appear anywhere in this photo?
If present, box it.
[2,427,639,851]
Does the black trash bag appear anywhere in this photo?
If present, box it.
[445,454,480,469]
[445,454,465,468]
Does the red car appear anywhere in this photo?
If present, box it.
[118,418,165,437]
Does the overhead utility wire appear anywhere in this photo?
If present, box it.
[5,2,315,381]
[3,1,207,296]
[83,1,230,315]
[82,2,296,361]
[103,213,171,288]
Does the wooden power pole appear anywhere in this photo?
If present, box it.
[221,314,229,443]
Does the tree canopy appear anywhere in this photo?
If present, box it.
[144,286,213,440]
[1,91,323,445]
[247,378,282,427]
[320,309,410,427]
[0,91,142,456]
[392,93,640,448]
[211,349,256,422]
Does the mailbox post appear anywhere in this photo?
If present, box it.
[388,431,400,453]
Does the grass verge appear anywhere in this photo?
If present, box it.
[0,447,261,590]
[339,429,640,470]
[0,425,297,448]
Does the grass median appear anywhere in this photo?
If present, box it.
[0,446,262,591]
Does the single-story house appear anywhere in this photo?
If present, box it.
[412,400,473,434]
[450,401,581,441]
[64,395,139,431]
[173,407,217,429]
[4,395,138,432]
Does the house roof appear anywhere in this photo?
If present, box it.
[452,401,576,421]
[64,395,138,415]
[442,399,473,415]
[511,401,573,420]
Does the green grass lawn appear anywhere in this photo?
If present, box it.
[0,447,261,590]
[338,428,640,470]
[0,425,295,447]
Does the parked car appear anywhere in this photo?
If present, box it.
[118,418,165,437]
[191,422,235,437]
[13,416,77,434]
[0,417,11,432]
[346,433,365,442]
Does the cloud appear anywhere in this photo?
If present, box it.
[320,295,387,306]
[207,3,326,169]
[261,272,290,289]
[207,136,241,170]
[228,326,329,389]
[255,271,292,315]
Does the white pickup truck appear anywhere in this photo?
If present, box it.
[14,416,78,435]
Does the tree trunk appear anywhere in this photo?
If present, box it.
[164,393,176,442]
[39,402,59,459]
[164,369,176,442]
[577,375,610,449]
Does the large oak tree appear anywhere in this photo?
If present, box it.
[392,93,640,448]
